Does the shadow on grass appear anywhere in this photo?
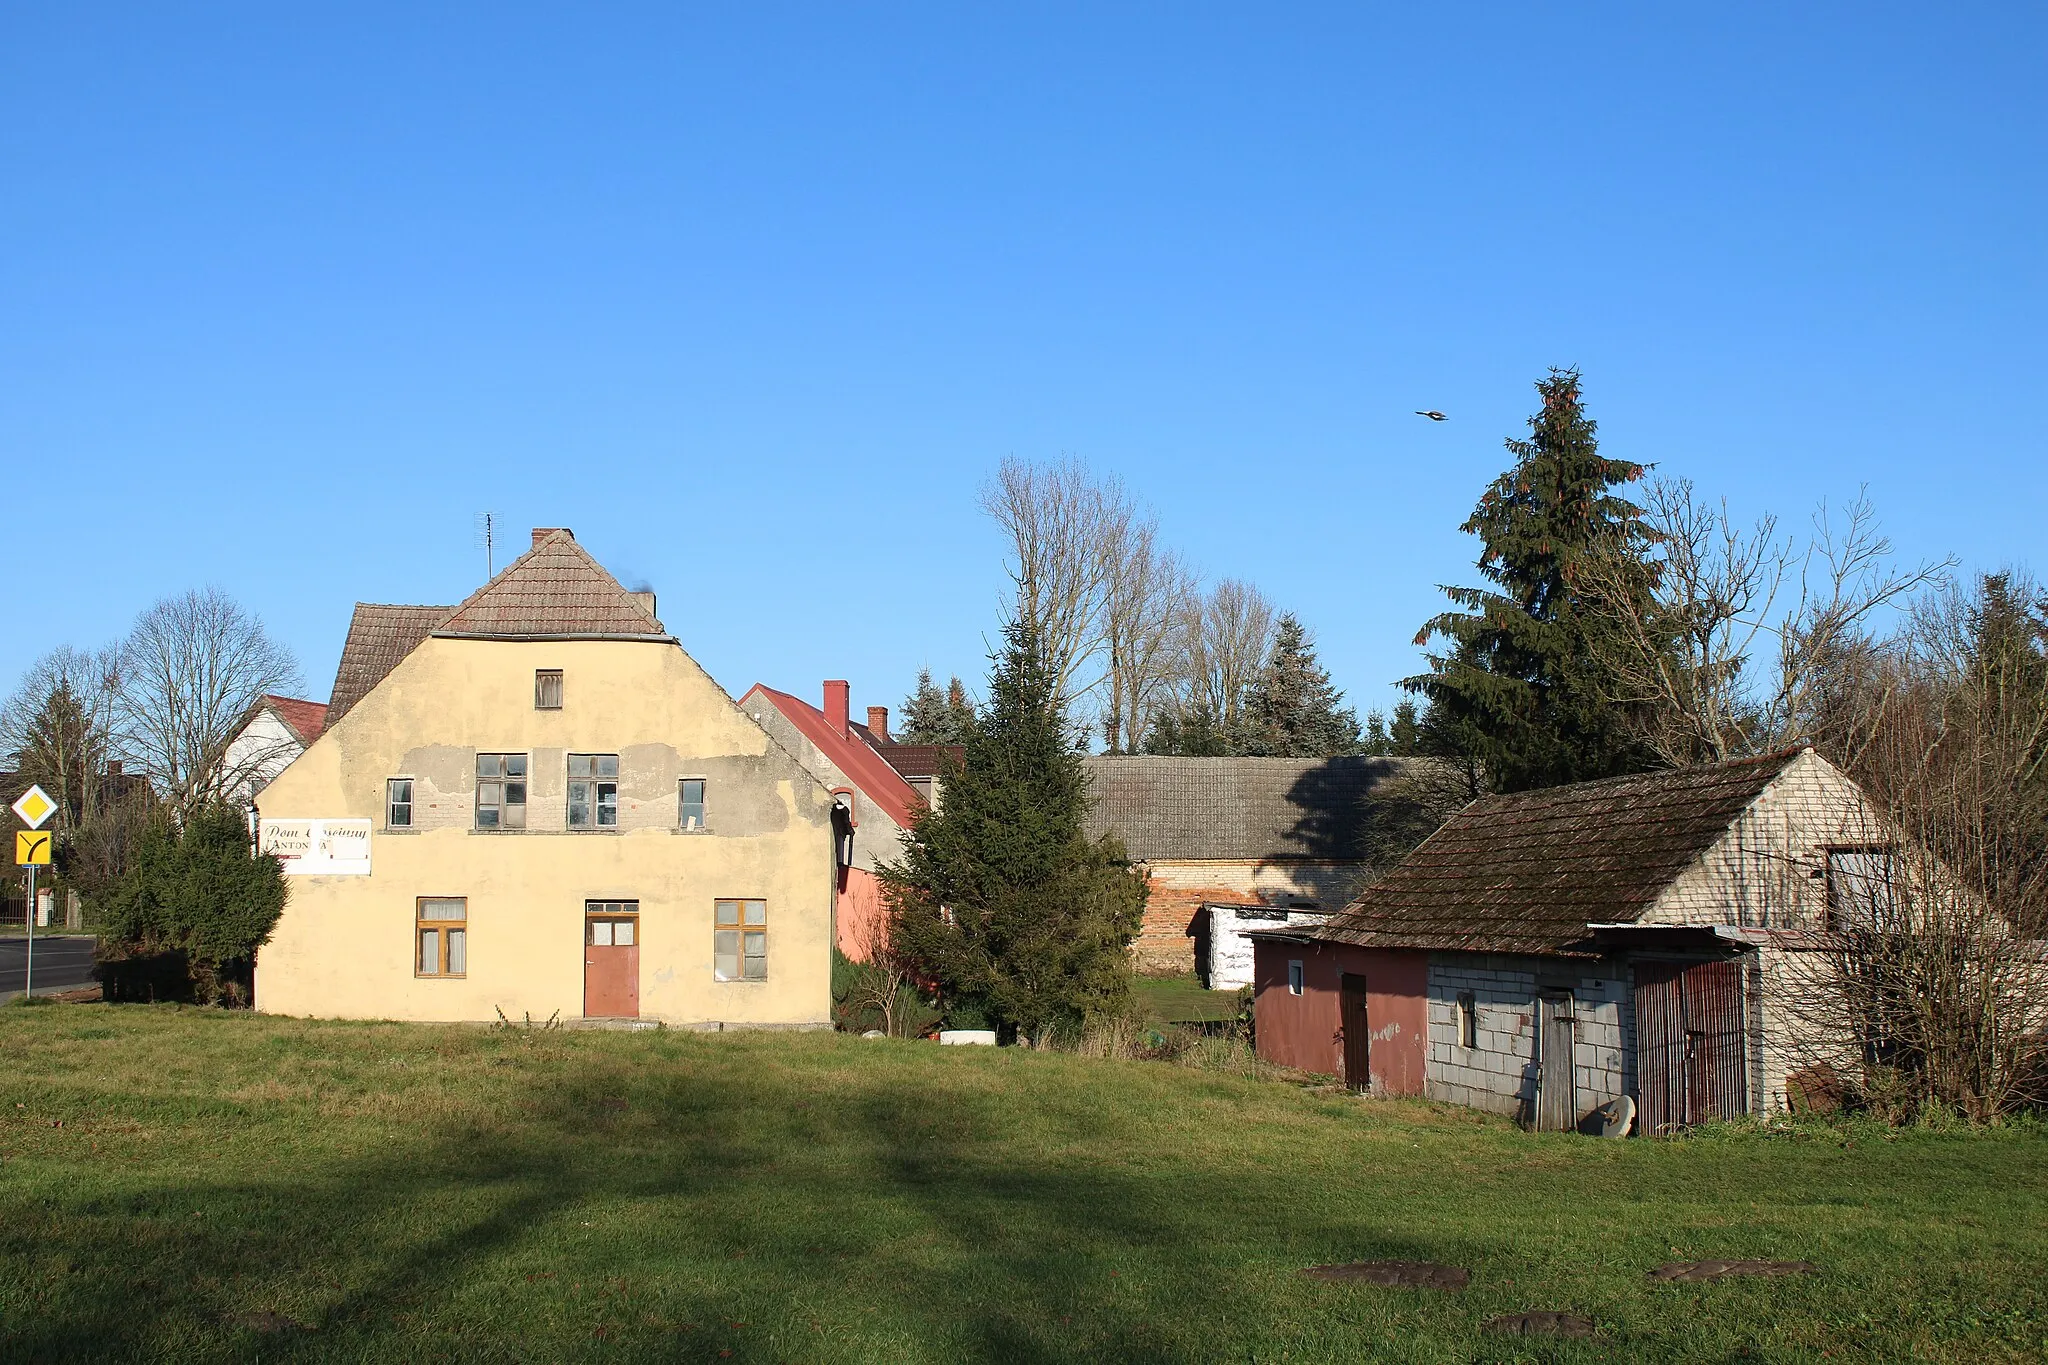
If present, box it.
[0,1033,1487,1364]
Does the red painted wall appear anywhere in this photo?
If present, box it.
[1252,940,1429,1094]
[835,866,889,960]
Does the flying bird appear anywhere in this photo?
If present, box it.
[1415,410,1448,421]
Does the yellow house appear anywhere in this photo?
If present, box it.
[253,528,838,1028]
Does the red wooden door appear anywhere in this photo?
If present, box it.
[1340,973,1371,1092]
[584,912,640,1018]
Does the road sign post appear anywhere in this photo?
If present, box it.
[22,863,33,997]
[13,786,57,1000]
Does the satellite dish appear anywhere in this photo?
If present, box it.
[1593,1094,1636,1138]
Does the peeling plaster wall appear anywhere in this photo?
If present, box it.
[254,636,836,1027]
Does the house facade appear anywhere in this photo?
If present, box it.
[220,694,329,805]
[254,528,838,1028]
[739,681,927,961]
[1081,756,1403,975]
[1251,748,1884,1133]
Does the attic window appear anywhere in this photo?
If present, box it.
[535,670,563,709]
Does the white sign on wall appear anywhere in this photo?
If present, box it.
[260,819,373,875]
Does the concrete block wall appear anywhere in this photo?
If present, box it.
[1424,954,1633,1123]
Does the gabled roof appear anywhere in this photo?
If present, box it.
[261,695,329,746]
[1309,749,1811,958]
[1081,756,1404,862]
[741,684,923,829]
[434,529,666,640]
[324,531,670,725]
[327,604,452,723]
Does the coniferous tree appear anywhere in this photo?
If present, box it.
[897,668,978,745]
[1240,614,1361,757]
[99,801,288,1005]
[1406,369,1661,792]
[1140,702,1232,756]
[881,622,1146,1039]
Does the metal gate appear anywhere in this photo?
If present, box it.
[1636,959,1748,1134]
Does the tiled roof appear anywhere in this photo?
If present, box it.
[871,743,963,780]
[262,695,329,746]
[1081,756,1404,862]
[324,532,669,726]
[326,604,451,724]
[1309,749,1809,958]
[742,684,925,830]
[435,530,665,640]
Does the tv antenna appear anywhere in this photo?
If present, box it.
[474,512,503,579]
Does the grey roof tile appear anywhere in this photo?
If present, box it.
[1081,756,1404,861]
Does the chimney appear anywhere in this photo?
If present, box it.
[106,760,123,777]
[867,706,890,742]
[824,680,850,737]
[531,527,573,548]
[630,591,658,626]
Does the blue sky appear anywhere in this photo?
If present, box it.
[4,4,2042,727]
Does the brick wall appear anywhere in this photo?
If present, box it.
[1423,954,1632,1123]
[1132,860,1366,975]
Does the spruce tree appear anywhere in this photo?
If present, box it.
[897,668,978,744]
[881,621,1146,1039]
[1141,702,1231,756]
[1406,368,1660,792]
[1241,614,1361,757]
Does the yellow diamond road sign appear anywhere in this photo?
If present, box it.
[16,831,51,866]
[11,784,56,831]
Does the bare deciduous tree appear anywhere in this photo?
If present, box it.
[1583,479,1951,764]
[1775,576,2048,1120]
[982,457,1131,717]
[1177,578,1276,735]
[1,645,123,833]
[116,587,301,817]
[1101,524,1193,754]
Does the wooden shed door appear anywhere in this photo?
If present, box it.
[584,906,640,1019]
[1536,995,1577,1132]
[1636,959,1747,1134]
[1340,973,1371,1092]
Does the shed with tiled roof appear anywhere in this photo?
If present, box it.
[1248,748,1891,1137]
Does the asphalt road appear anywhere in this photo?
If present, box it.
[0,935,98,999]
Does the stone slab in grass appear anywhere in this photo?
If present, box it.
[1648,1259,1816,1283]
[1483,1311,1596,1338]
[1301,1261,1469,1289]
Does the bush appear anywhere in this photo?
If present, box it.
[830,949,942,1038]
[96,803,287,1006]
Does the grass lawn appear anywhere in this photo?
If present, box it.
[1132,973,1243,1024]
[2,1005,2045,1363]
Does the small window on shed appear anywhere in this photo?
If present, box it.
[534,669,563,710]
[1287,960,1304,996]
[1457,991,1477,1049]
